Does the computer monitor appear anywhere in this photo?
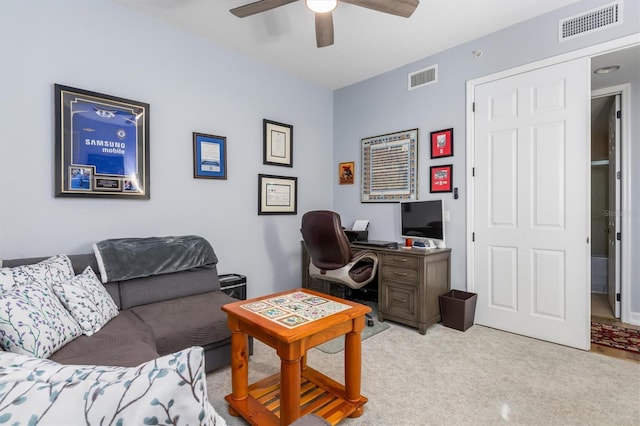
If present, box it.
[400,199,445,248]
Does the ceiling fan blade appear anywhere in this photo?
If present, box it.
[315,11,334,48]
[230,0,298,18]
[341,0,419,18]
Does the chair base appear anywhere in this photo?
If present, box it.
[336,285,374,327]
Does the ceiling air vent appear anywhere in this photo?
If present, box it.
[408,65,437,91]
[559,1,622,42]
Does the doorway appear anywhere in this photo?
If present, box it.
[590,44,639,327]
[590,93,620,320]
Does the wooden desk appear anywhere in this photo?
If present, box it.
[222,288,371,426]
[302,242,451,334]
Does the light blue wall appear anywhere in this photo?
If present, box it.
[334,0,640,312]
[0,0,334,297]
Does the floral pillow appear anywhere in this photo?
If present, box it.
[0,254,74,293]
[52,266,119,336]
[0,280,82,358]
[0,346,227,426]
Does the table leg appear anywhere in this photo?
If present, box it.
[229,321,249,414]
[278,342,302,425]
[345,315,365,417]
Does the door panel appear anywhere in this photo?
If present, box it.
[489,130,517,226]
[489,246,518,310]
[472,58,590,350]
[533,123,565,228]
[532,249,565,319]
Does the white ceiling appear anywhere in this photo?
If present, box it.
[114,0,580,89]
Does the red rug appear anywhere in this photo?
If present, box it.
[591,322,640,354]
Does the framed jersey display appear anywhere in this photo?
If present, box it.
[54,84,150,199]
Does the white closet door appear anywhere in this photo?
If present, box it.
[472,57,590,350]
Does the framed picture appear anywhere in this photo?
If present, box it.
[361,128,418,202]
[263,119,293,167]
[430,128,454,159]
[54,84,150,199]
[258,174,297,215]
[430,164,453,193]
[339,161,355,185]
[193,132,227,179]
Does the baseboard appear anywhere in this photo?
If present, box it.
[626,311,640,326]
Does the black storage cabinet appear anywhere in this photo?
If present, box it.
[219,273,253,354]
[219,274,247,300]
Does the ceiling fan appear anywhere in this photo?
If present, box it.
[230,0,420,48]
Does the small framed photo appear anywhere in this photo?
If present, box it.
[258,174,297,215]
[430,164,453,193]
[430,128,454,159]
[193,132,227,179]
[263,119,293,167]
[339,161,355,185]
[68,166,94,191]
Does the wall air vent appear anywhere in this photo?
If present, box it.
[408,65,437,91]
[559,1,622,42]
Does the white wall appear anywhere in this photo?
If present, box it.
[0,0,334,297]
[333,0,640,311]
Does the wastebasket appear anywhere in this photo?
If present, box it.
[439,290,477,331]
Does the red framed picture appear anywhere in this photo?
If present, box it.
[430,128,454,159]
[339,161,355,185]
[430,164,453,193]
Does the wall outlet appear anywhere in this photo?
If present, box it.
[444,210,451,222]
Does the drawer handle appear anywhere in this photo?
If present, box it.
[393,272,407,277]
[393,296,408,303]
[394,258,408,263]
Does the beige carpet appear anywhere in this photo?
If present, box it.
[315,317,390,354]
[206,322,640,425]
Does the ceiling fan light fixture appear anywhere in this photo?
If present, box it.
[306,0,337,14]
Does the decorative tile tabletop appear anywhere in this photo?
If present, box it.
[240,291,350,328]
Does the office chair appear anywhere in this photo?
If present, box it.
[300,210,378,325]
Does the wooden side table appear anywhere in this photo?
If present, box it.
[222,288,371,426]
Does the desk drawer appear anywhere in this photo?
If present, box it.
[381,265,419,284]
[382,253,420,268]
[381,281,418,322]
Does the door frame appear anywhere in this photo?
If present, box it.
[466,34,640,338]
[592,83,632,324]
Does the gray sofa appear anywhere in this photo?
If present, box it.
[2,252,242,373]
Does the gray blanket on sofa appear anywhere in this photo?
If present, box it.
[93,235,218,283]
